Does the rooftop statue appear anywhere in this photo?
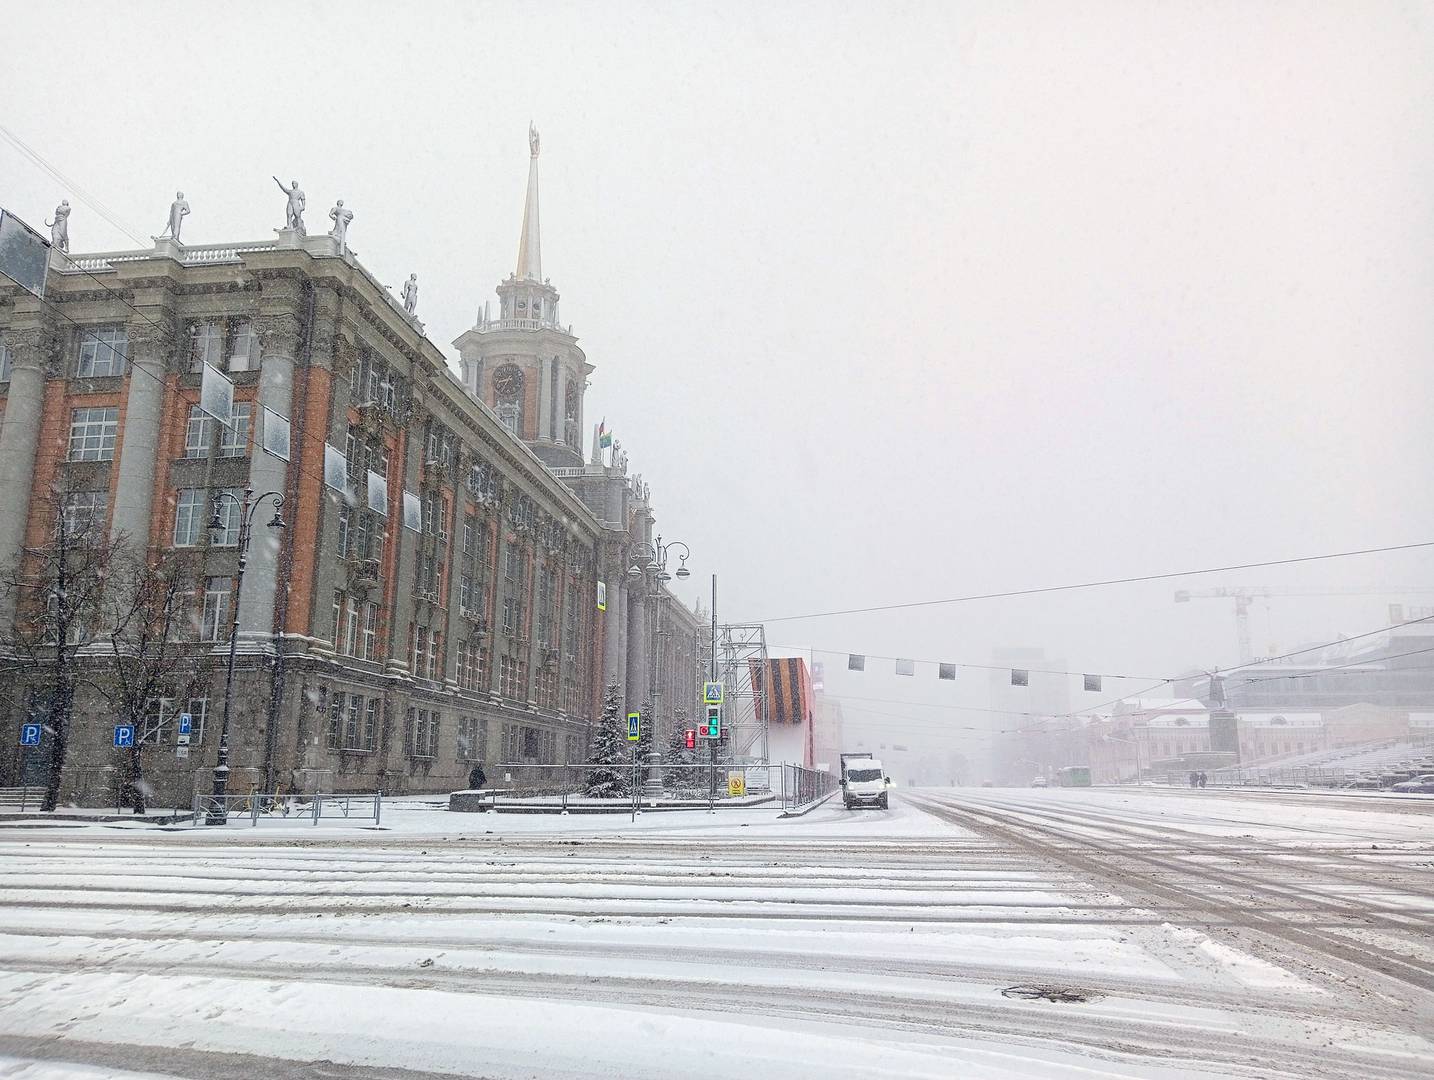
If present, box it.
[401,273,419,315]
[46,200,70,253]
[328,199,353,254]
[273,176,306,235]
[529,123,540,158]
[163,191,190,241]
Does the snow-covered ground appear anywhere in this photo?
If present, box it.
[0,792,1430,1079]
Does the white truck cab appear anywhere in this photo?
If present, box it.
[840,753,889,810]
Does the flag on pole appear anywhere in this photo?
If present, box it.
[598,419,612,448]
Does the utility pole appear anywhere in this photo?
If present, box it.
[709,573,718,812]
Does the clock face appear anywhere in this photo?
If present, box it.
[493,368,521,396]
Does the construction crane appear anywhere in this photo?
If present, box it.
[1174,586,1434,663]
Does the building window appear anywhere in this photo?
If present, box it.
[219,403,251,457]
[361,602,378,660]
[229,320,258,371]
[327,691,343,749]
[346,694,362,748]
[504,545,520,582]
[336,506,351,558]
[201,576,231,642]
[68,407,118,461]
[77,326,128,377]
[410,708,438,759]
[364,697,380,750]
[0,342,11,381]
[59,491,108,540]
[457,716,480,761]
[190,321,224,371]
[173,489,206,546]
[140,697,208,746]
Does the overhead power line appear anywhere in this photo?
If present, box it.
[0,121,148,247]
[753,542,1434,624]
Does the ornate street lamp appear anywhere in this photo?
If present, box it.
[204,486,286,825]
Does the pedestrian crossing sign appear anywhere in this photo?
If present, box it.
[627,712,641,741]
[703,681,723,705]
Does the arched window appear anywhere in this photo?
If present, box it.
[1269,715,1287,726]
[493,364,524,437]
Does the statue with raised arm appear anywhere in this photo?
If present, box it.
[328,198,353,254]
[401,273,418,315]
[529,122,540,158]
[163,191,190,241]
[46,200,71,252]
[273,176,306,234]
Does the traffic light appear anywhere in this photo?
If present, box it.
[703,705,721,739]
[685,728,696,750]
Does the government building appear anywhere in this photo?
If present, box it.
[0,133,704,806]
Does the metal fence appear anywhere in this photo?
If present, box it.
[191,791,382,827]
[458,761,838,814]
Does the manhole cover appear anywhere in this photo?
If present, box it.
[1001,984,1101,1004]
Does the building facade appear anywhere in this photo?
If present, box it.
[0,139,701,806]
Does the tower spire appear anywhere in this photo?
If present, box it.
[516,123,542,281]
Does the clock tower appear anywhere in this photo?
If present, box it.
[455,125,592,468]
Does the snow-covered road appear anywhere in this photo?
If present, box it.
[0,791,1430,1079]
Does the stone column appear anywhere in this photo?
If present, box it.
[238,316,298,647]
[602,575,625,697]
[0,326,48,625]
[536,355,552,445]
[625,583,647,714]
[109,321,171,549]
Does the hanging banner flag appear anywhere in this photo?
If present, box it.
[847,654,865,671]
[367,470,387,515]
[401,491,422,533]
[596,580,607,612]
[324,444,348,492]
[1083,673,1102,692]
[1011,668,1029,687]
[895,658,915,676]
[598,419,612,449]
[0,210,50,298]
[199,362,234,424]
[261,407,291,461]
[938,663,957,681]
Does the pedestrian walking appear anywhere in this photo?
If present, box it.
[1198,771,1208,789]
[1189,770,1199,789]
[467,763,487,791]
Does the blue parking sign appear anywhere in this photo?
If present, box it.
[178,713,193,736]
[114,725,135,749]
[19,724,41,747]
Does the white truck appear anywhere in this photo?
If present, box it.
[840,752,889,810]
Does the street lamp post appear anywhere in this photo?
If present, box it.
[626,536,692,798]
[205,487,286,825]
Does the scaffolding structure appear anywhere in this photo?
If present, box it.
[716,623,770,763]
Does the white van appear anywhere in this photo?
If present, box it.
[841,755,889,810]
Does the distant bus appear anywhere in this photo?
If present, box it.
[1057,766,1092,788]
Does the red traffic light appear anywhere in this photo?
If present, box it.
[685,729,696,749]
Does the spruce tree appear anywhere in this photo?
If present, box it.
[585,683,630,797]
[663,707,699,792]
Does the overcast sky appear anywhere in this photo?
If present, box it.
[4,2,1432,761]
